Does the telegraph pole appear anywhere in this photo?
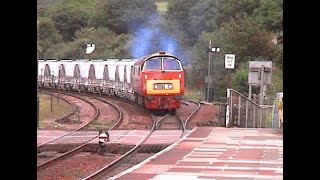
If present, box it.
[206,41,212,102]
[51,71,54,112]
[207,43,220,102]
[58,68,60,103]
[259,66,265,105]
[228,69,231,89]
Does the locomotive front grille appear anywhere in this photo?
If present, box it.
[146,79,180,94]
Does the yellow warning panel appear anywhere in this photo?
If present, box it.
[146,79,180,94]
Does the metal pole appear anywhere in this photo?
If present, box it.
[51,73,53,112]
[265,108,268,128]
[238,96,241,126]
[219,101,222,126]
[245,100,248,128]
[228,69,231,89]
[253,105,256,128]
[207,40,212,102]
[58,69,60,103]
[260,109,263,128]
[41,69,43,87]
[259,66,264,105]
[230,90,233,125]
[272,104,274,128]
[248,84,252,100]
[226,89,230,127]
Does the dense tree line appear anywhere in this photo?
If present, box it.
[37,0,283,102]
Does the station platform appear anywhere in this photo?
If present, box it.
[112,127,283,180]
[37,129,183,147]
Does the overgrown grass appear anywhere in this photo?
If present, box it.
[183,88,205,101]
[38,93,73,128]
[84,121,114,131]
[156,2,168,12]
[266,110,273,128]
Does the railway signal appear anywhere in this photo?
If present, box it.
[206,40,220,102]
[98,130,109,155]
[86,43,95,55]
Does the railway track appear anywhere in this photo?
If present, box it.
[80,111,157,179]
[182,100,201,130]
[37,91,123,171]
[152,99,201,139]
[37,90,203,179]
[37,91,99,148]
[45,89,154,130]
[38,90,157,179]
[81,103,200,179]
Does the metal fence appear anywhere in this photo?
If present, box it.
[215,101,227,127]
[227,89,276,128]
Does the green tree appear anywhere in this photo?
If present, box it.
[189,17,280,100]
[271,42,283,69]
[91,0,158,34]
[165,0,198,46]
[44,40,86,59]
[213,17,274,66]
[166,0,198,30]
[253,0,283,32]
[45,27,131,59]
[189,32,229,100]
[38,17,63,58]
[216,0,282,32]
[216,0,259,26]
[73,27,131,58]
[231,62,249,95]
[231,62,282,103]
[267,66,283,101]
[188,0,218,43]
[47,0,96,41]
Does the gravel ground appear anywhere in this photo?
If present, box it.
[83,97,120,130]
[37,152,122,180]
[41,94,97,131]
[189,103,220,128]
[108,98,153,130]
[94,153,156,180]
[38,95,221,180]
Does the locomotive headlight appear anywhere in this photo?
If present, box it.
[153,83,173,90]
[154,83,163,90]
[164,83,173,90]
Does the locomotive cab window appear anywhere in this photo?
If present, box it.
[144,57,182,71]
[163,58,181,71]
[144,58,161,71]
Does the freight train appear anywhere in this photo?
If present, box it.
[38,51,185,114]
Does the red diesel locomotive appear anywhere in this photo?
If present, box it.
[131,51,185,114]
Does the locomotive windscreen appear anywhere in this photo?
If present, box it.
[144,57,182,71]
[144,58,161,70]
[163,58,181,70]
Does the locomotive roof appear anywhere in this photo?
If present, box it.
[134,52,180,66]
[37,59,134,61]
